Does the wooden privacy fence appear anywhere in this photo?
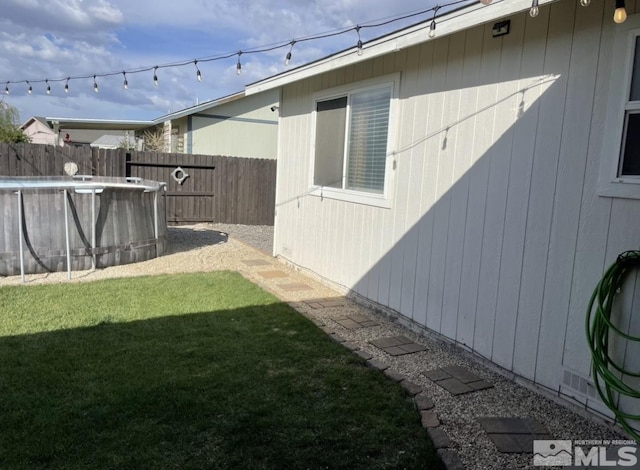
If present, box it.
[0,143,276,226]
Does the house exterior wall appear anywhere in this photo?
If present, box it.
[274,0,640,425]
[186,89,278,158]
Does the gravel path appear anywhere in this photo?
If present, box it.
[207,223,273,255]
[0,224,629,469]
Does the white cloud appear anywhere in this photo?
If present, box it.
[1,0,444,121]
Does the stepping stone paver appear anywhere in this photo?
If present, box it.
[334,314,380,329]
[422,366,494,395]
[441,365,482,383]
[420,410,440,428]
[383,369,406,383]
[438,378,474,395]
[477,417,549,454]
[400,380,423,396]
[427,427,451,449]
[303,297,346,309]
[335,318,362,330]
[328,333,346,343]
[369,335,426,356]
[278,282,313,292]
[414,395,435,410]
[257,270,289,279]
[365,359,389,371]
[342,341,359,351]
[241,259,271,266]
[354,350,373,361]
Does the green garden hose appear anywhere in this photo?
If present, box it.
[586,250,640,442]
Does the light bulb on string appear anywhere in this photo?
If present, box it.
[4,82,9,95]
[580,0,590,6]
[194,60,202,82]
[356,26,363,56]
[285,41,295,66]
[93,75,99,93]
[123,71,129,90]
[27,81,32,94]
[236,51,243,76]
[64,78,69,94]
[614,0,627,23]
[153,66,159,87]
[428,6,440,38]
[46,79,51,95]
[530,0,539,17]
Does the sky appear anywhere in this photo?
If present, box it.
[0,0,459,124]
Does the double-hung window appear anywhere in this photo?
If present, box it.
[599,19,640,198]
[311,76,397,206]
[620,36,640,177]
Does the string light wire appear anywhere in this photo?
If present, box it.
[0,0,626,94]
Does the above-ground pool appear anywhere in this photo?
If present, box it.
[0,176,167,280]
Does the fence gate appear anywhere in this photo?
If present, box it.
[126,152,216,224]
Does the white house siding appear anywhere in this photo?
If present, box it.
[274,0,640,424]
[187,89,279,158]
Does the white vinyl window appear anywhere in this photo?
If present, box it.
[311,76,397,206]
[599,19,640,199]
[620,36,640,177]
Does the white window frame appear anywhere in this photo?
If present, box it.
[309,74,400,208]
[598,16,640,199]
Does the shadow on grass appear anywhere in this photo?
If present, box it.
[0,303,443,470]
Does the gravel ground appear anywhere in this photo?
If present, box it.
[0,224,630,469]
[207,223,274,255]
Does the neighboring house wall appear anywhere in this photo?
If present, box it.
[274,1,640,425]
[61,128,125,146]
[185,89,278,158]
[22,119,56,145]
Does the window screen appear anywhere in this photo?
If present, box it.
[314,97,347,188]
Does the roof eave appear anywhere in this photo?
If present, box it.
[246,0,559,95]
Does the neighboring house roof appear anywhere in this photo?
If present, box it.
[90,135,126,148]
[246,0,557,95]
[20,116,52,131]
[45,118,153,131]
[153,91,245,124]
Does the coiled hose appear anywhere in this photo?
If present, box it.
[586,250,640,442]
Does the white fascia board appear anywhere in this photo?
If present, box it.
[246,0,560,95]
[152,90,245,124]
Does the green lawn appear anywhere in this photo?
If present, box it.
[0,272,443,469]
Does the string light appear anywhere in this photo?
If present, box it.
[285,41,295,66]
[194,60,202,82]
[529,0,539,17]
[27,81,32,94]
[0,0,629,95]
[46,79,51,95]
[614,0,627,23]
[429,5,440,38]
